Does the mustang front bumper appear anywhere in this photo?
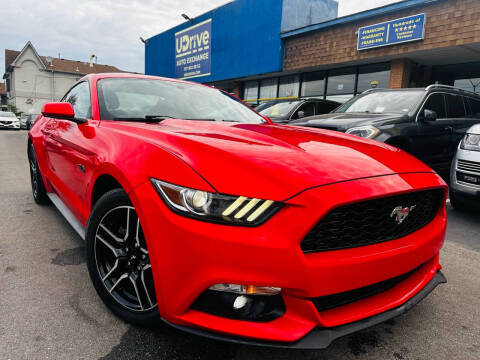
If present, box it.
[131,171,447,347]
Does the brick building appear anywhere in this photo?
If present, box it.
[146,0,480,105]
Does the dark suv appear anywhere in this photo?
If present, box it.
[291,85,480,177]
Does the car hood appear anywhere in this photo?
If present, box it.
[291,112,405,131]
[0,117,17,122]
[467,124,480,135]
[108,120,432,200]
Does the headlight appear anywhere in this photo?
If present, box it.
[151,179,281,226]
[345,125,380,139]
[460,133,480,152]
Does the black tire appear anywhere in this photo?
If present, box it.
[28,144,50,205]
[86,189,160,326]
[449,190,472,212]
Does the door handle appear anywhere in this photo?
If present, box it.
[444,126,453,132]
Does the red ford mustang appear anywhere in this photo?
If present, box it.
[28,73,447,348]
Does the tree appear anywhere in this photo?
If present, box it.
[7,104,22,117]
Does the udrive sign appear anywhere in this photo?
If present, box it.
[175,19,212,80]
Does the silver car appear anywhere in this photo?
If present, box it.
[0,111,20,130]
[450,124,480,210]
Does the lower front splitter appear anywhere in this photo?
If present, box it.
[162,270,446,349]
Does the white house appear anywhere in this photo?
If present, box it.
[3,41,123,114]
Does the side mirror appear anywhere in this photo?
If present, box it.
[41,102,85,123]
[297,110,305,119]
[423,109,437,122]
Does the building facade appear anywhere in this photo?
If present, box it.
[0,82,6,111]
[3,42,122,114]
[145,0,480,105]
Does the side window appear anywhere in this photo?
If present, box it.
[293,102,315,119]
[445,94,466,118]
[63,82,91,119]
[318,102,338,114]
[421,93,446,119]
[466,97,480,119]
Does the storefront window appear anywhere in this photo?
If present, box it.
[326,69,355,96]
[244,81,259,102]
[278,75,299,98]
[301,72,325,97]
[357,64,391,93]
[454,78,480,94]
[259,78,278,100]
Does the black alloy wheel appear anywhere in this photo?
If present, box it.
[86,189,160,325]
[28,144,50,205]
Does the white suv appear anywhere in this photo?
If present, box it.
[0,111,20,130]
[450,124,480,210]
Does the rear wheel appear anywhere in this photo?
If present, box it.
[86,189,160,326]
[28,144,50,205]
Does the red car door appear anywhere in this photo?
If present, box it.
[46,81,97,224]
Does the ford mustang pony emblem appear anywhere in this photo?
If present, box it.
[390,205,416,224]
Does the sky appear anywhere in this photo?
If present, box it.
[0,0,403,76]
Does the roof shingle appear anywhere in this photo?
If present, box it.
[4,48,123,75]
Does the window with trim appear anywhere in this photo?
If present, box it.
[244,81,259,102]
[357,64,391,93]
[63,82,91,119]
[259,78,278,100]
[421,93,446,119]
[278,75,299,98]
[301,71,325,97]
[327,68,355,96]
[466,97,480,118]
[445,94,466,118]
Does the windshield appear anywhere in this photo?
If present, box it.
[97,78,265,124]
[258,101,300,117]
[0,112,16,118]
[334,91,424,114]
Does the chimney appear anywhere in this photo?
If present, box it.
[89,54,96,67]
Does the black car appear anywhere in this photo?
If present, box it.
[291,85,480,177]
[256,98,340,124]
[26,113,40,130]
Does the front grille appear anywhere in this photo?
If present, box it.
[300,189,444,253]
[457,159,480,174]
[0,121,12,125]
[311,263,423,312]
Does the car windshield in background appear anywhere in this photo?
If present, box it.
[0,112,16,118]
[97,78,266,124]
[334,91,424,114]
[258,101,300,118]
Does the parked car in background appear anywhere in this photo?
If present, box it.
[26,113,40,130]
[20,114,29,129]
[28,73,447,349]
[291,85,480,178]
[450,124,480,210]
[0,111,20,130]
[256,98,340,123]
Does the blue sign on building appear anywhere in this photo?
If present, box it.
[357,13,425,50]
[175,19,212,79]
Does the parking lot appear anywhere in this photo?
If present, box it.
[0,130,479,360]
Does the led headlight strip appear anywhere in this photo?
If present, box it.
[151,179,280,226]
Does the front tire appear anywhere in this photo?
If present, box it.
[28,144,50,205]
[86,189,160,326]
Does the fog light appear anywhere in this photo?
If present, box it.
[208,283,281,296]
[233,295,248,310]
[192,284,285,322]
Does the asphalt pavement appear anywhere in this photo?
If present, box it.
[0,130,479,360]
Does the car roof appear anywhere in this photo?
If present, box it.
[364,86,480,99]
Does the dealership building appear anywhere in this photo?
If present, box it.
[145,0,480,105]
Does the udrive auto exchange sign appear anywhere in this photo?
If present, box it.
[175,19,211,80]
